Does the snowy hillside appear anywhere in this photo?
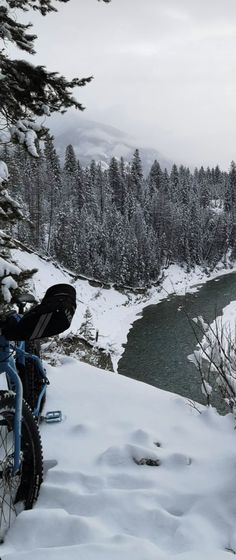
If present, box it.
[11,248,236,371]
[50,114,172,173]
[10,248,233,373]
[11,248,145,370]
[0,248,234,559]
[1,357,236,559]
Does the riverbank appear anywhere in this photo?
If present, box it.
[11,249,236,371]
[188,278,236,408]
[109,260,236,370]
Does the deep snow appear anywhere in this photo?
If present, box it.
[1,359,236,560]
[1,249,235,559]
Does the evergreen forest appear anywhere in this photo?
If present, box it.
[2,138,236,287]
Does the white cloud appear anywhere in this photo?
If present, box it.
[117,43,160,57]
[13,0,236,169]
[161,6,190,22]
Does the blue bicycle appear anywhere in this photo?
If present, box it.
[14,293,48,419]
[0,283,76,541]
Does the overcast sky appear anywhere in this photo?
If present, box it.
[19,0,236,169]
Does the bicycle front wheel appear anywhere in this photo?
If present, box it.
[0,391,43,541]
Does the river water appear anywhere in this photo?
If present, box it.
[118,272,236,408]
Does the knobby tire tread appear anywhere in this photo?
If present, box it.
[0,391,43,539]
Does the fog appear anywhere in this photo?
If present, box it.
[17,0,236,169]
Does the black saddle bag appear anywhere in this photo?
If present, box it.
[3,284,76,341]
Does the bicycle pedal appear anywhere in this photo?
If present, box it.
[43,410,62,423]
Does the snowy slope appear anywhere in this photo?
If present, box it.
[11,248,143,370]
[0,249,235,558]
[1,359,236,560]
[11,248,236,371]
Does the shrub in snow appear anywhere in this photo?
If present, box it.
[0,161,9,183]
[188,315,236,411]
[1,274,18,302]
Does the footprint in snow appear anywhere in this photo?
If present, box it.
[129,428,150,445]
[70,423,93,436]
[162,453,192,468]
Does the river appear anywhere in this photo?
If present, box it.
[118,272,236,409]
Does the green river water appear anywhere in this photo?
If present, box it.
[118,271,236,409]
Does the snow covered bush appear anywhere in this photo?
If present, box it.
[188,315,236,411]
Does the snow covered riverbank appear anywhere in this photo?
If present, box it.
[11,249,236,371]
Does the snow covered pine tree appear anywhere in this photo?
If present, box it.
[0,0,110,310]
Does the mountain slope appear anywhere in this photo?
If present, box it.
[50,114,172,173]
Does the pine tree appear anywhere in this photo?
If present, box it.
[83,162,99,217]
[108,157,123,212]
[119,157,128,214]
[179,166,192,206]
[0,0,111,309]
[44,134,62,254]
[76,160,85,212]
[169,164,179,203]
[76,206,93,276]
[225,161,236,213]
[0,1,109,151]
[64,145,78,177]
[130,149,144,203]
[54,200,77,269]
[95,163,105,215]
[28,144,46,250]
[148,160,162,196]
[79,307,95,342]
[62,144,79,209]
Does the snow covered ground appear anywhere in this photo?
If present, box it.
[0,249,234,559]
[208,298,236,339]
[1,358,236,560]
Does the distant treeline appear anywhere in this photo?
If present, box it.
[2,137,236,286]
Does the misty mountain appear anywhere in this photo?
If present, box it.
[50,114,172,174]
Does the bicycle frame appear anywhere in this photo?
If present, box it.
[0,328,47,474]
[15,342,47,418]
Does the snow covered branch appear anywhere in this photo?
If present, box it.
[188,314,236,411]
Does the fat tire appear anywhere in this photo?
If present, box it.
[0,391,43,540]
